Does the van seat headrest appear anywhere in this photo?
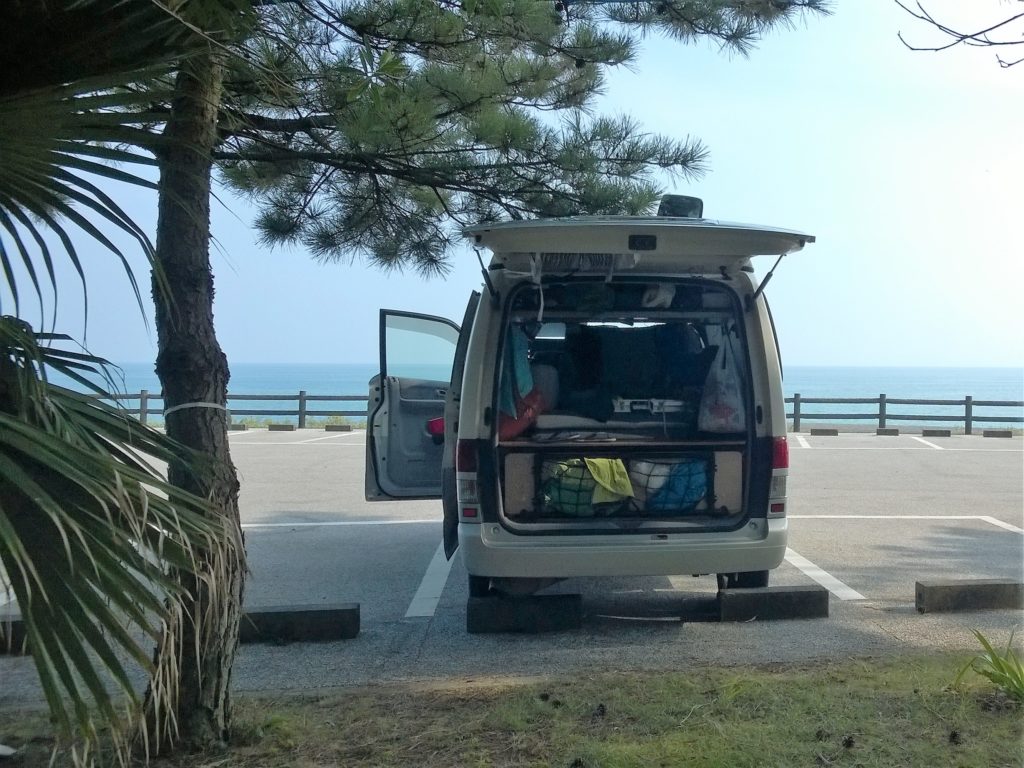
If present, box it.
[530,363,560,409]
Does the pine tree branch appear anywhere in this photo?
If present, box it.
[894,1,1024,64]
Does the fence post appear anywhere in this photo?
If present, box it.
[878,393,886,430]
[298,390,307,429]
[139,389,149,426]
[964,395,973,436]
[792,393,801,433]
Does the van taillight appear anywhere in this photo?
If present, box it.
[772,437,789,470]
[456,439,477,473]
[456,439,481,506]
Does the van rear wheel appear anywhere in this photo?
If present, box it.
[721,571,769,589]
[468,575,491,597]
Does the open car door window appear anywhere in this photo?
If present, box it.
[443,292,480,558]
[365,310,460,500]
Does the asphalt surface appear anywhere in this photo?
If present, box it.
[2,430,1022,703]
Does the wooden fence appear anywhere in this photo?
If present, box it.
[113,391,366,428]
[788,394,1023,434]
[105,391,1023,433]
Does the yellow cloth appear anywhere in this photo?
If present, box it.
[584,458,634,504]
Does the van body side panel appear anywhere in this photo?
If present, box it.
[443,292,482,558]
[746,437,775,520]
[752,291,788,437]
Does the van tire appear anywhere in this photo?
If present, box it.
[722,571,769,589]
[468,575,491,597]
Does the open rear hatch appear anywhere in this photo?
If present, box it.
[493,278,754,535]
[466,216,814,275]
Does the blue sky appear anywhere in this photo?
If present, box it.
[10,2,1023,368]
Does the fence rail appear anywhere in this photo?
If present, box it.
[98,391,1023,433]
[787,394,1023,434]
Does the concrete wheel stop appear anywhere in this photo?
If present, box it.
[240,603,360,644]
[324,424,353,432]
[466,584,831,632]
[809,428,839,436]
[717,585,830,622]
[915,580,1023,613]
[4,605,362,653]
[467,594,583,634]
[268,424,296,432]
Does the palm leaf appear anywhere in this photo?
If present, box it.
[0,0,255,320]
[0,1,251,761]
[0,318,242,761]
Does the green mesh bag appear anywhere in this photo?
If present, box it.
[541,459,596,516]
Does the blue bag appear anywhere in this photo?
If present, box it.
[644,459,707,512]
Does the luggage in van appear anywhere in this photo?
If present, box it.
[539,456,709,518]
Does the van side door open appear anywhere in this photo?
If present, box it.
[365,310,461,500]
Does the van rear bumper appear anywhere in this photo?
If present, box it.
[459,518,787,578]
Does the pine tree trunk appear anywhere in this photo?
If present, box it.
[147,51,246,752]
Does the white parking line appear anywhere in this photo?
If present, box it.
[981,516,1024,535]
[791,515,1024,534]
[908,436,944,450]
[784,548,866,600]
[405,541,455,618]
[667,575,691,591]
[789,447,1020,452]
[242,519,436,529]
[795,435,812,449]
[296,433,364,444]
[791,514,997,521]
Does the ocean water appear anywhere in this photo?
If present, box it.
[71,362,1024,428]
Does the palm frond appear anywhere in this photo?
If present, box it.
[0,0,256,323]
[0,320,242,762]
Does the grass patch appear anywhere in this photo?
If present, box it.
[957,629,1024,704]
[1,654,1020,766]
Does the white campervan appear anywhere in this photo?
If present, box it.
[365,196,814,598]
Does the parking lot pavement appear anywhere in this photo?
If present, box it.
[230,428,441,523]
[787,432,1024,530]
[244,522,441,625]
[234,427,1021,609]
[227,430,1023,690]
[2,431,1022,704]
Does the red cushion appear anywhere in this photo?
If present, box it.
[498,388,546,440]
